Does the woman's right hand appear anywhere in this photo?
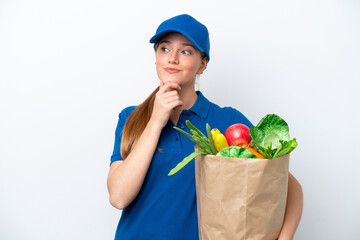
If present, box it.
[150,80,183,128]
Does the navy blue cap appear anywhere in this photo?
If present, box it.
[150,14,210,61]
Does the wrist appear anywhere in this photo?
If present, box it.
[147,117,165,132]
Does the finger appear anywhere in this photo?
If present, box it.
[159,90,180,100]
[159,81,181,93]
[163,94,181,104]
[168,100,183,110]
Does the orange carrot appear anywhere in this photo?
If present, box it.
[246,148,264,159]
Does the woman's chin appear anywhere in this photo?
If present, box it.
[161,78,181,85]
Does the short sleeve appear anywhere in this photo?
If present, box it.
[110,106,136,165]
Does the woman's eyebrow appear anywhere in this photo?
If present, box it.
[182,43,196,49]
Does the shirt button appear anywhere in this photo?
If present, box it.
[180,124,185,129]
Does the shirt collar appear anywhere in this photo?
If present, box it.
[188,91,211,119]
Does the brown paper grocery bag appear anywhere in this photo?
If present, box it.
[195,154,289,240]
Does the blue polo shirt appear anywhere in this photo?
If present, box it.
[110,91,252,240]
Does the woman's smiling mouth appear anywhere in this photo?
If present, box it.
[165,67,180,74]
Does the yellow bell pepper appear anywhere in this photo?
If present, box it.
[211,128,229,152]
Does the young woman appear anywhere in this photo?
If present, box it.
[107,14,303,240]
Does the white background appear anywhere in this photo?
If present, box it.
[1,0,359,239]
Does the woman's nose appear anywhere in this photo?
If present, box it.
[168,52,179,64]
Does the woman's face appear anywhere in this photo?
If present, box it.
[155,32,207,88]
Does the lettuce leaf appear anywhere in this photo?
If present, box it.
[216,146,258,158]
[249,114,297,159]
[272,139,298,159]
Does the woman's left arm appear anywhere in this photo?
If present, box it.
[278,172,303,240]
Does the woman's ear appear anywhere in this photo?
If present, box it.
[197,58,208,74]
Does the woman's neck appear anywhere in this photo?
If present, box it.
[170,85,198,125]
[179,87,198,110]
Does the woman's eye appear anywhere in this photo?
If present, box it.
[182,50,191,55]
[161,47,170,52]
